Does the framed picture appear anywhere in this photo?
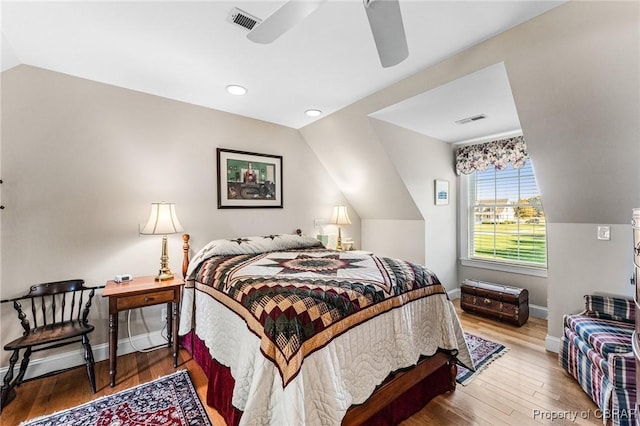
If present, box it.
[434,179,449,205]
[217,148,283,208]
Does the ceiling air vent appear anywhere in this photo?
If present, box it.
[455,114,487,125]
[228,8,262,31]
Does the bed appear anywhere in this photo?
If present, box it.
[178,233,472,425]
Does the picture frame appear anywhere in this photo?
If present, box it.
[217,148,283,208]
[434,179,449,206]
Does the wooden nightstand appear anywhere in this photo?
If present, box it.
[102,275,184,387]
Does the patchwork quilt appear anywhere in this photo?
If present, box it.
[192,244,446,384]
[180,234,472,425]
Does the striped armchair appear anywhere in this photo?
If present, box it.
[560,295,636,426]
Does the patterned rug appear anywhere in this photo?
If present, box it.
[20,370,211,426]
[456,333,508,386]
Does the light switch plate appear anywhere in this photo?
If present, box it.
[597,225,611,241]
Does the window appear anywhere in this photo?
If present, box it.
[467,161,547,268]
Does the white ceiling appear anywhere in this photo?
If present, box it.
[370,62,522,143]
[1,1,563,131]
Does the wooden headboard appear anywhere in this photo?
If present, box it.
[182,234,190,278]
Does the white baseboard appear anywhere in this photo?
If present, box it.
[2,295,551,380]
[0,331,168,382]
[545,335,562,353]
[529,303,548,320]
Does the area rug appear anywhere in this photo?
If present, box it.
[456,332,508,386]
[20,370,211,426]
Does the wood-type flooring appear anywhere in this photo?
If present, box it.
[0,300,603,425]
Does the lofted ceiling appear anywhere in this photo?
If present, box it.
[370,62,522,143]
[1,1,563,132]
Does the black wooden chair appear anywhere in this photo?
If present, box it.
[0,279,99,411]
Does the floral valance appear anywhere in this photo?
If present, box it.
[455,136,528,175]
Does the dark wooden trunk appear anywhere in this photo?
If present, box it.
[460,280,529,326]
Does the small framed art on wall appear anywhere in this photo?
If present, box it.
[434,179,449,206]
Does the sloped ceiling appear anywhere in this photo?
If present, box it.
[300,102,423,221]
[369,62,522,144]
[302,1,640,225]
[3,2,637,226]
[1,1,563,129]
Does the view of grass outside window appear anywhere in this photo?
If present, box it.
[469,161,547,267]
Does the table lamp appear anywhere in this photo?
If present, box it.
[140,202,184,281]
[330,205,351,251]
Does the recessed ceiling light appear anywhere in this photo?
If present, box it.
[305,109,322,117]
[226,85,247,96]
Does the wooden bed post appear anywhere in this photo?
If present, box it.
[182,234,190,278]
[181,233,195,352]
[449,359,458,391]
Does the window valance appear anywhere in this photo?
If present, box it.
[455,136,528,175]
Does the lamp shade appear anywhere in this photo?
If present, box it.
[329,205,351,226]
[140,202,184,235]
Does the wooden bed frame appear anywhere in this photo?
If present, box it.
[180,233,457,425]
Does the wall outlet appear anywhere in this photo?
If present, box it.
[597,225,611,241]
[161,307,167,323]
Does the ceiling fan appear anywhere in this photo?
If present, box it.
[246,0,409,68]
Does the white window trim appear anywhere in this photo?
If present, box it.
[459,258,548,277]
[458,173,548,278]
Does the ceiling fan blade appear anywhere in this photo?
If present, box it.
[364,0,409,68]
[247,0,327,44]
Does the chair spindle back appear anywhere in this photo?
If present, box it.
[12,280,96,335]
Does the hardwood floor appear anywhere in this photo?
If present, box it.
[1,300,602,425]
[407,301,602,426]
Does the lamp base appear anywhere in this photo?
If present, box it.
[336,227,343,251]
[155,271,174,281]
[155,234,175,281]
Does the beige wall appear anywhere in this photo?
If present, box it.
[0,65,358,366]
[507,2,639,225]
[361,219,425,266]
[503,1,638,340]
[369,119,458,290]
[547,223,633,339]
[301,1,640,346]
[1,1,638,374]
